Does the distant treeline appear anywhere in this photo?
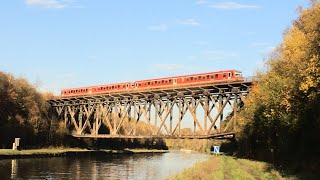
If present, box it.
[235,1,320,172]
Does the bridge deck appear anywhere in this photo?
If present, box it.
[50,78,253,103]
[71,132,235,139]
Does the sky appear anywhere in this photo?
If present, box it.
[0,0,310,95]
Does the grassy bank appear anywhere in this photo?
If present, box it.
[0,148,168,159]
[170,155,290,180]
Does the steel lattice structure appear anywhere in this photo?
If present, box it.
[49,80,253,139]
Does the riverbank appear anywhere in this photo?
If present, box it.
[0,148,169,159]
[169,155,309,180]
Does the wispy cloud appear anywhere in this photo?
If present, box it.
[197,1,260,10]
[177,18,200,26]
[25,0,66,8]
[147,24,168,32]
[25,0,81,9]
[202,50,238,60]
[209,2,260,10]
[195,0,208,5]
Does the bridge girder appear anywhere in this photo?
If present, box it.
[49,81,252,139]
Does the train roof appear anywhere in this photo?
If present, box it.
[134,69,239,82]
[61,69,241,91]
[61,81,132,91]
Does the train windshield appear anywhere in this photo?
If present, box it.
[235,71,242,77]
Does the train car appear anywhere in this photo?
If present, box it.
[132,70,242,89]
[90,82,132,94]
[60,70,243,97]
[60,82,132,97]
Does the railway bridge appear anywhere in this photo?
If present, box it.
[49,78,253,139]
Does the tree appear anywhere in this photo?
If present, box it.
[236,1,320,170]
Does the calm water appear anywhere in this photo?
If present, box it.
[0,150,210,180]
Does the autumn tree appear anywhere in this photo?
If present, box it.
[236,1,320,170]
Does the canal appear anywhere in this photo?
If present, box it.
[0,150,211,179]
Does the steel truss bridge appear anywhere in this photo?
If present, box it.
[49,79,253,139]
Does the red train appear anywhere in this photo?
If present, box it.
[60,70,243,97]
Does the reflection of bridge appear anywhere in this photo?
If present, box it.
[49,79,253,139]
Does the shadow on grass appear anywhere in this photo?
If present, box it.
[219,140,320,179]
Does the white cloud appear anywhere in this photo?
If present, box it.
[25,0,66,8]
[147,24,168,32]
[202,50,238,60]
[209,2,260,10]
[178,18,200,26]
[25,0,81,9]
[195,0,208,5]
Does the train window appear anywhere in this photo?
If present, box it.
[155,81,157,84]
[202,76,205,80]
[207,75,210,79]
[198,76,202,79]
[186,78,189,81]
[162,80,164,83]
[215,74,218,78]
[223,73,226,78]
[228,72,231,77]
[148,82,150,85]
[190,77,193,80]
[112,86,114,89]
[194,77,197,80]
[169,79,172,82]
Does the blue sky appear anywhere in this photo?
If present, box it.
[0,0,309,95]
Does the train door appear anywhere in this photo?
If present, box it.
[228,72,232,79]
[126,83,130,89]
[88,88,92,94]
[173,78,177,84]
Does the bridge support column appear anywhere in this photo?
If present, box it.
[50,81,251,139]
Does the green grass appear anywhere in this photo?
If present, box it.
[169,155,287,180]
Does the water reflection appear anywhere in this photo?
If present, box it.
[11,159,17,179]
[0,150,210,180]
